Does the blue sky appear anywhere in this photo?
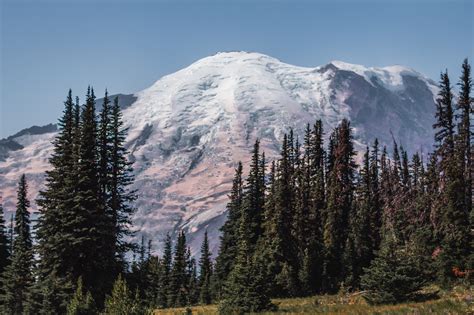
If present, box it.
[1,0,472,137]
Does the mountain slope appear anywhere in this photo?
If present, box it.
[0,52,438,254]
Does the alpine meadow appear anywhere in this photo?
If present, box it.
[0,1,472,314]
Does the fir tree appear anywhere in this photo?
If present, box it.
[8,214,14,257]
[187,253,199,305]
[345,146,374,288]
[109,96,137,266]
[432,71,470,285]
[160,234,173,308]
[103,275,143,315]
[307,120,325,293]
[219,209,274,314]
[323,119,356,292]
[240,139,265,250]
[434,71,455,155]
[143,253,162,308]
[66,278,97,315]
[1,175,34,314]
[214,162,243,296]
[361,236,425,305]
[36,90,77,298]
[369,139,382,251]
[456,59,473,265]
[0,200,9,283]
[260,134,298,297]
[73,87,109,302]
[168,231,188,307]
[198,231,212,305]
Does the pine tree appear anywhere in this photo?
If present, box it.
[66,278,97,315]
[259,134,298,297]
[198,231,212,305]
[240,139,265,250]
[219,208,274,314]
[345,146,374,288]
[1,175,34,314]
[159,234,173,308]
[323,119,356,292]
[103,275,143,315]
[361,236,425,305]
[0,200,9,283]
[434,71,455,156]
[187,252,199,305]
[143,253,162,309]
[36,90,78,307]
[98,90,112,203]
[369,139,382,251]
[456,59,473,267]
[73,87,110,301]
[8,213,14,257]
[432,71,470,285]
[214,162,243,296]
[168,231,188,307]
[97,90,117,293]
[307,120,325,294]
[109,96,137,267]
[388,142,409,243]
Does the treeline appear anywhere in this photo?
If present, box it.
[212,59,473,312]
[0,59,472,314]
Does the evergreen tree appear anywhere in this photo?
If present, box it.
[260,134,298,297]
[241,139,265,250]
[73,87,109,301]
[345,146,374,288]
[323,119,356,292]
[361,236,425,305]
[187,252,199,305]
[0,200,9,284]
[103,275,143,315]
[97,91,117,294]
[36,90,78,310]
[168,231,188,307]
[198,231,212,305]
[143,253,162,309]
[1,175,34,314]
[214,162,243,296]
[8,214,14,257]
[98,90,112,203]
[307,120,325,293]
[434,71,455,156]
[456,59,473,266]
[369,139,382,251]
[432,71,470,285]
[219,208,274,314]
[159,234,173,308]
[109,96,137,267]
[66,278,97,315]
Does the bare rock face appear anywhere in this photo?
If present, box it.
[0,52,437,255]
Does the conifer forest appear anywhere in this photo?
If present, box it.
[0,59,472,314]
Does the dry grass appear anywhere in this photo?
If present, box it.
[154,285,473,315]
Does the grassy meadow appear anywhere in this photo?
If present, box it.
[154,285,473,315]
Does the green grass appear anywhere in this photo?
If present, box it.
[154,286,473,314]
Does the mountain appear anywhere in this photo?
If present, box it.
[0,51,438,255]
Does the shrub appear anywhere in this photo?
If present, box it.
[361,238,426,304]
[103,274,145,315]
[67,278,97,315]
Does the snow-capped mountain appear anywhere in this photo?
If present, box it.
[0,51,438,255]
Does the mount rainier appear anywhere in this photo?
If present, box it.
[0,51,438,255]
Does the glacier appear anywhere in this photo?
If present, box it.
[0,51,438,255]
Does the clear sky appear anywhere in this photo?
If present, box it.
[1,0,472,138]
